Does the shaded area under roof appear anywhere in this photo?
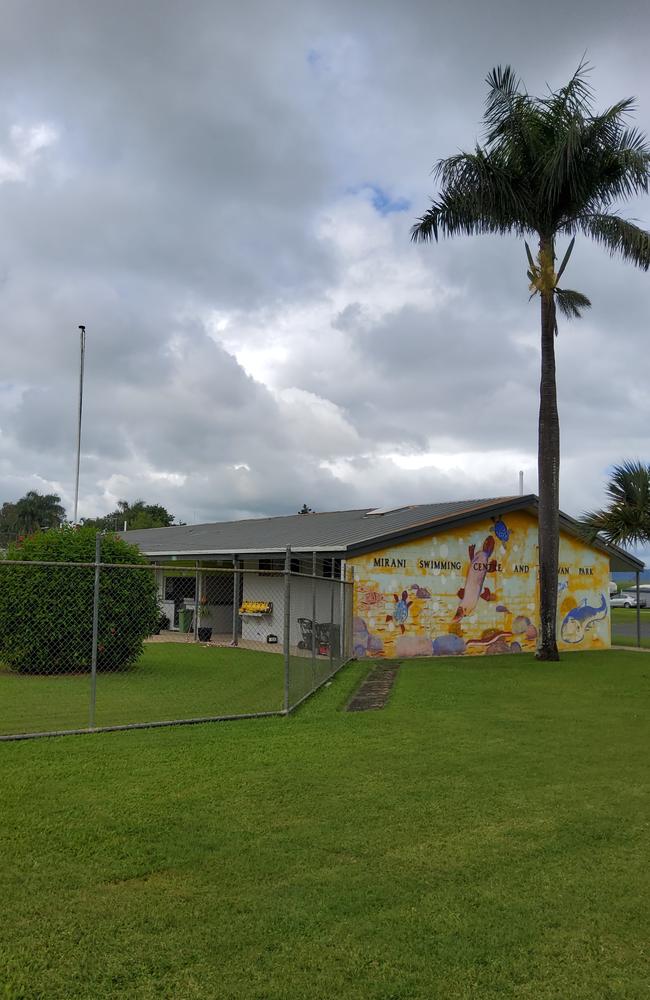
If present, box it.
[120,495,644,573]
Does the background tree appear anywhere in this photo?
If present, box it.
[581,461,650,547]
[0,491,66,546]
[412,63,650,660]
[83,499,177,531]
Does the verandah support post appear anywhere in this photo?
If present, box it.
[283,546,291,713]
[88,531,101,730]
[311,551,317,667]
[329,558,335,671]
[636,570,641,648]
[193,561,200,642]
[232,556,240,646]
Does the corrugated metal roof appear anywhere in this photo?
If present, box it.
[120,496,519,555]
[119,495,644,572]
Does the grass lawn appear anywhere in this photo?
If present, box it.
[1,649,649,999]
[0,643,285,736]
[611,607,650,648]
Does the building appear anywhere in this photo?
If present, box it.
[122,495,643,658]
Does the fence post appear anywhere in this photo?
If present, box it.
[88,531,101,730]
[311,551,317,668]
[636,570,641,648]
[232,556,240,646]
[283,546,291,713]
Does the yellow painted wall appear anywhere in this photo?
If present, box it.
[349,511,610,658]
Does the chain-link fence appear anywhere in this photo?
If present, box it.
[0,544,353,739]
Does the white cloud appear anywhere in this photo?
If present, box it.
[0,121,57,182]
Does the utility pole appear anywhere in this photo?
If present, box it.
[73,325,86,525]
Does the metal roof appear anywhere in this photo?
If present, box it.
[120,495,644,572]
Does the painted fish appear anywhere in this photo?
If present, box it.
[496,604,510,613]
[465,630,513,651]
[453,536,497,622]
[560,594,607,644]
[466,628,512,646]
[386,590,413,634]
[490,516,511,543]
[410,584,431,599]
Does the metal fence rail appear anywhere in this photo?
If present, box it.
[0,542,353,740]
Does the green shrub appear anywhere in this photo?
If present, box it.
[0,527,159,674]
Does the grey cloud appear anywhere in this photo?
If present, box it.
[0,0,648,545]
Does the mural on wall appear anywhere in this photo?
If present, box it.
[350,511,610,658]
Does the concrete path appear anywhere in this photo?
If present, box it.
[346,661,400,712]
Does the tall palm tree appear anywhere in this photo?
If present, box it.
[411,64,650,659]
[581,461,650,547]
[13,491,66,535]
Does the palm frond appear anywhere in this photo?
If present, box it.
[544,58,593,118]
[411,189,523,242]
[484,66,522,131]
[577,212,650,270]
[555,237,575,281]
[412,149,531,242]
[554,287,591,319]
[580,461,650,546]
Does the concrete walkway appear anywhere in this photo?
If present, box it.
[346,661,400,712]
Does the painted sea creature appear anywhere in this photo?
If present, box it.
[386,591,413,634]
[490,516,511,543]
[453,535,497,622]
[496,604,510,613]
[557,579,568,593]
[410,584,431,599]
[560,594,607,644]
[466,628,513,651]
[358,586,383,606]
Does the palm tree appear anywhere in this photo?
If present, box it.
[411,64,650,659]
[581,461,650,547]
[13,491,66,535]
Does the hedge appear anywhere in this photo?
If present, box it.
[0,527,159,674]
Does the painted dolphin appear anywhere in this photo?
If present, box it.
[560,594,607,644]
[453,535,497,622]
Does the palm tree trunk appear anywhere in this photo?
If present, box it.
[537,238,560,660]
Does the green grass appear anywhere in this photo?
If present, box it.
[611,608,650,623]
[1,650,649,999]
[611,607,650,648]
[0,643,285,735]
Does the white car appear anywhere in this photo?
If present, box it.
[610,592,646,609]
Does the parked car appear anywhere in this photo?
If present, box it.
[611,592,647,608]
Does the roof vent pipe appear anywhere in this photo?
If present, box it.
[518,470,524,496]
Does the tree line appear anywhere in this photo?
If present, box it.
[0,492,177,547]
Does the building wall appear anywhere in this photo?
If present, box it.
[348,510,610,658]
[241,572,341,648]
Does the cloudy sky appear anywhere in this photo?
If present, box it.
[1,0,649,547]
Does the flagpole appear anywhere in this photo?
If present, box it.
[73,325,86,525]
